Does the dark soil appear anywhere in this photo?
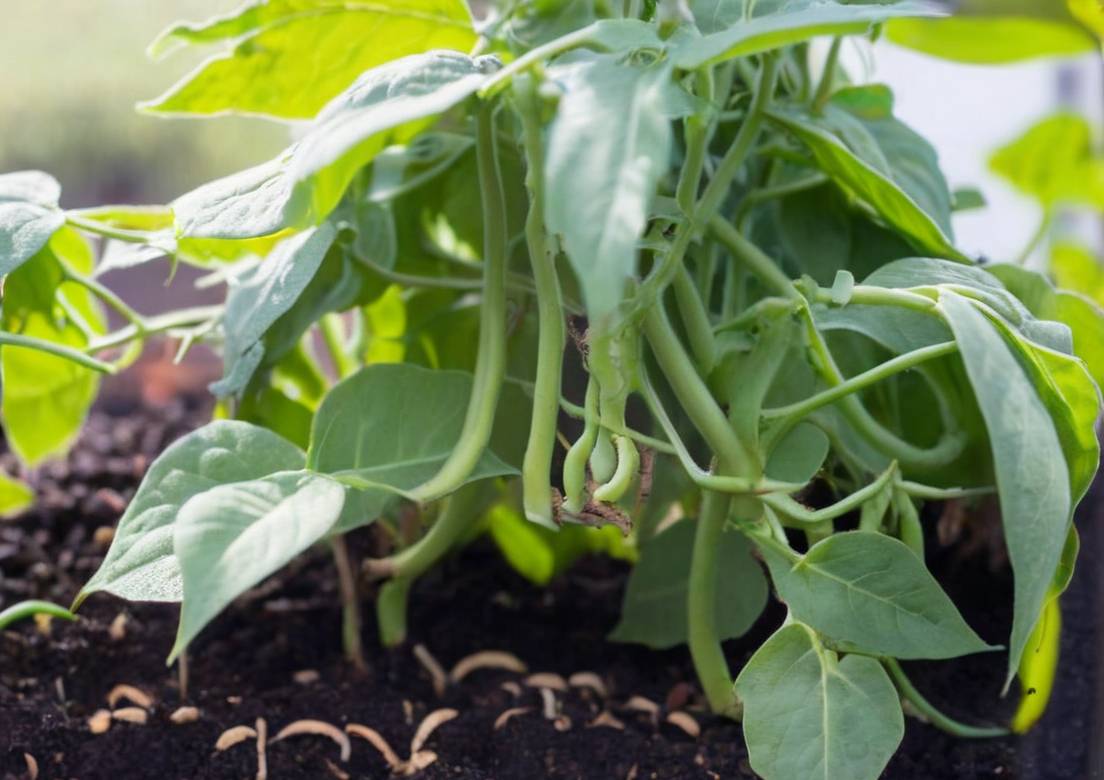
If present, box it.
[1,394,1101,779]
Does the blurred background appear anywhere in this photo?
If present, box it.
[0,1,1101,269]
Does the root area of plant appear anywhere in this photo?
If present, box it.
[1,400,1100,779]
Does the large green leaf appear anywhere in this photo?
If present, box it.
[815,303,952,354]
[307,363,518,532]
[674,0,943,69]
[173,51,497,240]
[886,17,1096,64]
[79,421,307,604]
[144,0,476,119]
[610,520,767,649]
[759,531,991,659]
[768,109,967,262]
[989,113,1104,211]
[0,171,65,277]
[830,85,954,237]
[0,472,33,518]
[545,56,682,324]
[170,470,346,660]
[1,229,104,465]
[735,623,904,780]
[941,292,1072,687]
[211,223,338,397]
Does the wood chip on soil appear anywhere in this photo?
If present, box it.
[215,725,257,751]
[106,684,153,710]
[112,707,148,725]
[493,707,532,731]
[449,650,528,683]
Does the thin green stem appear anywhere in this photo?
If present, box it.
[517,78,566,530]
[689,489,739,716]
[320,314,356,379]
[86,305,222,353]
[331,536,366,672]
[409,104,509,503]
[61,266,145,330]
[673,264,717,373]
[676,70,715,216]
[1016,211,1053,266]
[0,600,76,630]
[897,481,995,500]
[763,341,959,424]
[0,331,116,373]
[812,36,843,113]
[885,659,1010,738]
[65,214,154,245]
[710,215,799,300]
[762,462,897,525]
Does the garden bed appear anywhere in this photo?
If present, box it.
[1,396,1100,780]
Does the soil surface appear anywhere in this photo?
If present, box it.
[1,394,1101,780]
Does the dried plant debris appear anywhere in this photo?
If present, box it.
[665,711,702,739]
[272,719,352,762]
[493,707,532,731]
[111,707,148,725]
[412,643,448,698]
[215,725,258,751]
[106,683,153,710]
[568,672,608,698]
[23,753,38,780]
[347,708,458,776]
[588,711,626,730]
[87,709,112,735]
[449,650,528,683]
[256,717,268,780]
[524,672,568,692]
[170,706,201,725]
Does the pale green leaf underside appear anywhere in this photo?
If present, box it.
[0,170,65,277]
[144,0,476,119]
[610,521,767,649]
[675,0,944,69]
[769,109,967,262]
[212,223,338,397]
[941,292,1071,688]
[308,363,518,532]
[886,17,1095,64]
[0,472,34,518]
[172,51,496,240]
[545,57,676,325]
[760,531,992,659]
[736,623,903,780]
[80,421,307,604]
[170,470,346,660]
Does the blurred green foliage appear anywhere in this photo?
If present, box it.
[0,0,286,208]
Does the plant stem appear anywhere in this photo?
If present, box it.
[61,266,146,330]
[763,341,958,424]
[689,488,740,716]
[812,36,843,113]
[86,305,222,353]
[0,331,116,373]
[517,78,566,530]
[409,104,509,504]
[331,536,367,671]
[884,658,1010,738]
[65,214,155,244]
[710,216,799,300]
[320,314,356,379]
[673,264,717,374]
[762,462,897,525]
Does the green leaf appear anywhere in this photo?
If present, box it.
[0,472,33,518]
[545,56,681,324]
[144,0,477,119]
[307,363,518,532]
[610,520,767,650]
[815,303,952,355]
[768,109,967,262]
[170,470,345,660]
[0,171,65,277]
[212,223,338,397]
[989,113,1104,210]
[1,228,104,465]
[674,0,943,69]
[886,17,1096,64]
[765,422,829,484]
[79,421,307,604]
[831,85,954,237]
[1052,242,1104,305]
[735,622,904,780]
[941,291,1072,687]
[759,531,992,659]
[173,51,497,239]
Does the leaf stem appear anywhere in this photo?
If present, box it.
[0,331,116,373]
[65,214,155,245]
[762,462,897,525]
[409,104,509,504]
[320,314,356,379]
[884,658,1010,739]
[0,600,76,631]
[60,265,146,331]
[86,305,223,353]
[812,36,843,113]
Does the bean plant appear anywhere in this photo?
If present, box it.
[2,2,1102,778]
